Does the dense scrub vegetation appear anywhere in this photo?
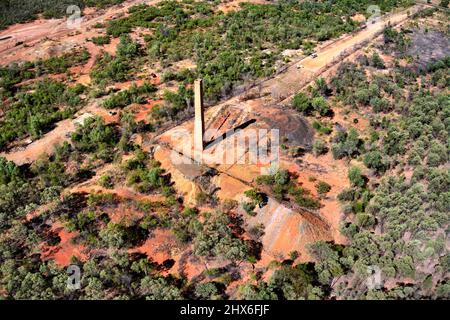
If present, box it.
[105,0,413,105]
[0,49,91,150]
[234,21,449,298]
[102,82,157,109]
[90,35,143,85]
[238,262,326,300]
[0,80,87,150]
[0,48,90,97]
[152,85,194,122]
[0,143,261,299]
[90,35,111,46]
[287,30,449,298]
[71,116,120,162]
[0,120,170,298]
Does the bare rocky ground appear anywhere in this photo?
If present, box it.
[406,28,450,68]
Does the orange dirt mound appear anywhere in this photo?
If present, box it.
[104,202,144,224]
[128,229,177,265]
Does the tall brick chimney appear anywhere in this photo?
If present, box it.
[194,79,205,152]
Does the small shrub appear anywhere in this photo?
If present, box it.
[312,140,328,156]
[316,181,331,195]
[91,35,111,46]
[98,173,114,189]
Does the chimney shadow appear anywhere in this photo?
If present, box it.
[204,118,256,150]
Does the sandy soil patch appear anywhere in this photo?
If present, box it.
[212,173,250,201]
[332,108,370,133]
[84,102,120,124]
[171,58,196,71]
[71,184,165,203]
[351,14,367,23]
[128,228,178,265]
[287,152,349,244]
[0,118,75,165]
[133,99,163,123]
[104,201,145,224]
[40,221,88,267]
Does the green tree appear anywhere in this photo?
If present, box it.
[370,52,385,69]
[312,140,328,156]
[308,241,345,285]
[363,150,388,175]
[311,96,331,116]
[315,77,330,96]
[348,166,365,188]
[194,282,220,300]
[316,181,331,195]
[238,283,277,300]
[269,264,319,299]
[140,277,183,300]
[292,92,313,114]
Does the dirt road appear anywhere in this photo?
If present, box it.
[257,4,425,102]
[301,8,422,71]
